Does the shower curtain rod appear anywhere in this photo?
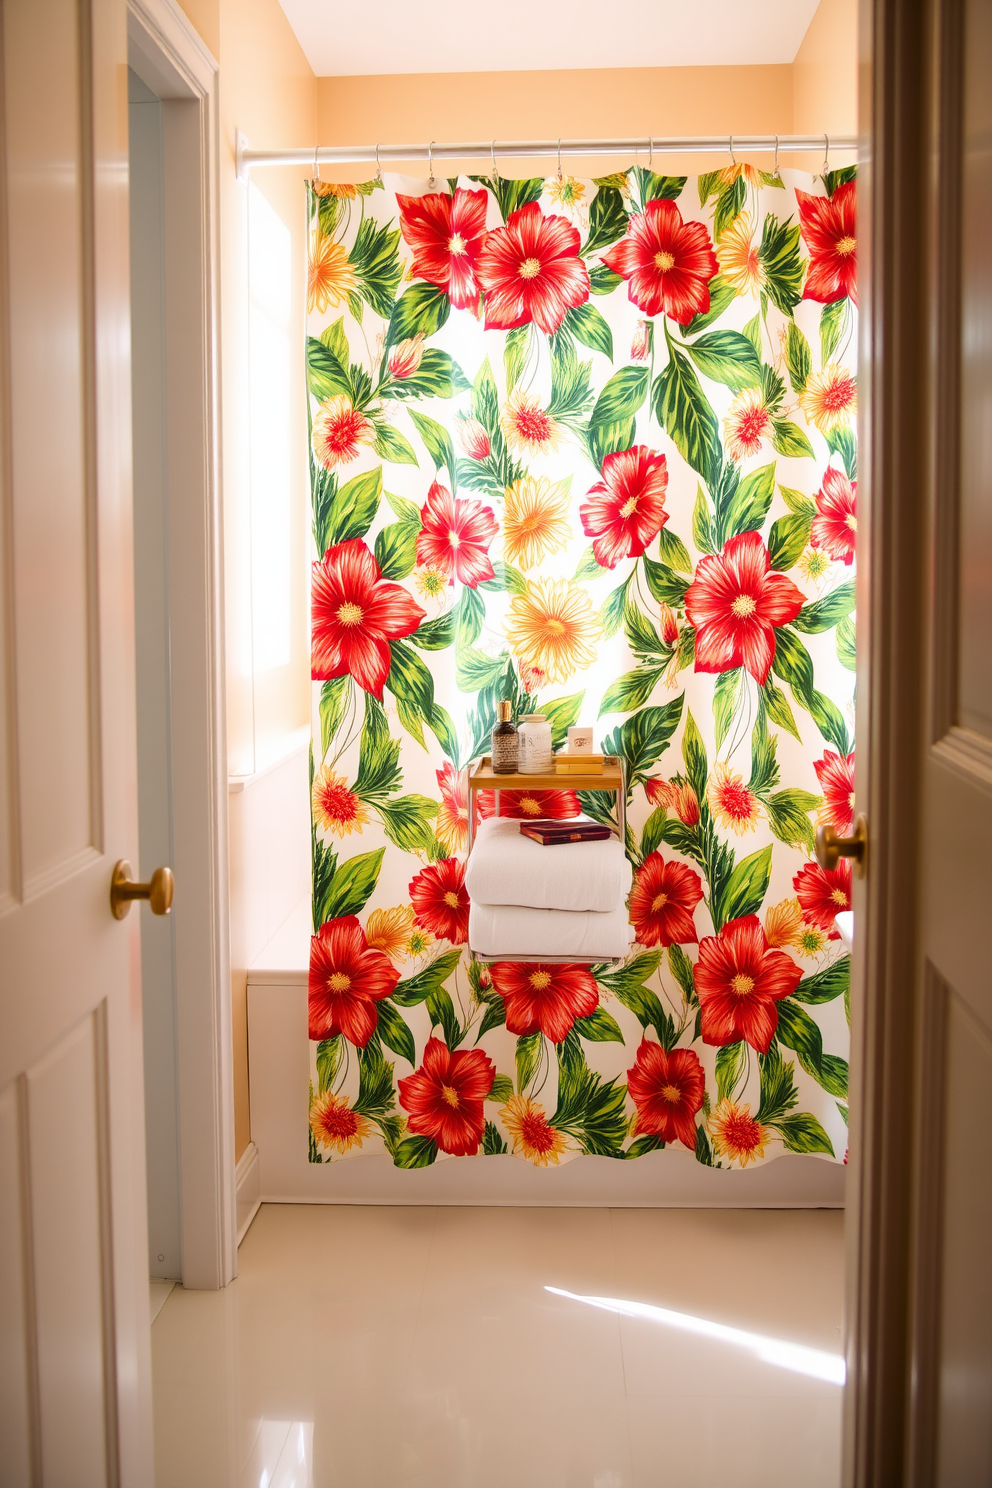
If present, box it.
[235,133,858,178]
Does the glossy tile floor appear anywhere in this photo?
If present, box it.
[152,1204,844,1487]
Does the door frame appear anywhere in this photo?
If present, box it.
[127,0,235,1291]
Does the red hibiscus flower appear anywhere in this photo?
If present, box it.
[312,539,426,698]
[415,480,498,588]
[308,915,400,1047]
[602,199,718,323]
[811,467,857,566]
[579,446,670,569]
[476,788,581,821]
[436,762,469,852]
[815,750,856,836]
[489,962,599,1042]
[397,1036,496,1156]
[797,180,857,306]
[396,188,489,310]
[695,915,803,1053]
[793,859,852,934]
[684,530,805,686]
[629,853,704,947]
[475,202,590,334]
[627,1040,705,1148]
[409,856,470,944]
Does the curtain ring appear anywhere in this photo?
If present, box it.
[648,135,654,169]
[428,139,436,191]
[491,139,500,180]
[557,137,563,182]
[773,133,781,180]
[312,141,321,183]
[822,133,830,177]
[729,134,737,167]
[374,142,382,183]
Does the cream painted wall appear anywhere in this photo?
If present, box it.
[793,0,858,137]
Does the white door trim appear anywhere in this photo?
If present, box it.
[127,0,235,1290]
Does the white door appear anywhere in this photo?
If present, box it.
[0,1,154,1484]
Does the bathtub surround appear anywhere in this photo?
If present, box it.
[305,165,856,1174]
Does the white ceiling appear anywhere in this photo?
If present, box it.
[278,0,821,77]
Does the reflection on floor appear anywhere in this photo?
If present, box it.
[151,1203,844,1488]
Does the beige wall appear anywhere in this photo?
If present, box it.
[174,0,856,1162]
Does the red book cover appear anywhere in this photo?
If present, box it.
[519,823,613,846]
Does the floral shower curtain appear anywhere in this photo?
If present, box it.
[305,163,857,1171]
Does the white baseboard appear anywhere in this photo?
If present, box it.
[235,1140,261,1243]
[247,975,846,1209]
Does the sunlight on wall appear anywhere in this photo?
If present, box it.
[248,180,293,675]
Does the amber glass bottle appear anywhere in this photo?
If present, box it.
[491,700,518,774]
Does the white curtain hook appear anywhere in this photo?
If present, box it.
[491,139,499,180]
[313,141,321,182]
[823,133,830,177]
[729,134,737,167]
[774,133,780,179]
[428,139,436,190]
[375,142,382,183]
[557,137,563,181]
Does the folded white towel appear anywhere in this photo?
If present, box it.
[469,901,634,961]
[465,816,632,913]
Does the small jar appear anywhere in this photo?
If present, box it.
[518,714,553,774]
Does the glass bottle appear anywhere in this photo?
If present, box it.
[491,700,518,774]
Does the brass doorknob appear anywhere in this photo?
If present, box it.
[110,860,174,919]
[815,814,868,878]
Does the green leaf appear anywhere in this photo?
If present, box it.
[392,948,463,1006]
[573,545,607,582]
[306,335,352,401]
[713,667,743,752]
[355,694,401,796]
[589,416,636,470]
[657,526,692,574]
[600,572,634,639]
[692,483,715,555]
[825,425,857,480]
[780,485,816,517]
[487,1073,514,1104]
[640,808,666,859]
[374,519,419,581]
[771,419,815,460]
[601,696,685,787]
[716,1040,746,1102]
[680,273,737,336]
[773,628,851,753]
[718,461,776,543]
[768,512,812,571]
[469,173,544,221]
[542,692,586,749]
[349,216,402,317]
[681,711,708,800]
[329,467,382,547]
[758,213,804,318]
[385,281,450,348]
[630,166,686,205]
[372,423,419,466]
[516,1032,543,1093]
[393,1135,437,1168]
[837,614,856,671]
[504,325,530,390]
[318,676,351,755]
[653,337,721,486]
[793,955,850,1005]
[574,1007,625,1043]
[409,612,453,651]
[383,349,469,402]
[354,1038,395,1117]
[668,944,696,1000]
[409,409,456,484]
[773,1112,835,1156]
[318,848,385,922]
[315,1035,344,1094]
[590,366,649,426]
[785,321,812,393]
[716,845,772,930]
[776,1000,850,1098]
[761,675,801,741]
[742,313,762,357]
[457,646,509,692]
[482,1120,509,1154]
[685,329,763,391]
[820,297,848,364]
[589,263,623,295]
[455,585,485,647]
[766,788,819,852]
[793,580,856,634]
[376,794,439,854]
[426,985,463,1050]
[583,184,630,256]
[642,555,689,607]
[562,301,614,360]
[714,176,746,239]
[375,999,415,1064]
[599,664,663,717]
[757,1044,798,1122]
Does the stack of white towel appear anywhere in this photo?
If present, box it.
[465,817,634,960]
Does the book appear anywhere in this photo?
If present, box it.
[519,822,613,845]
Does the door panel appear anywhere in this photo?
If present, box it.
[0,0,152,1482]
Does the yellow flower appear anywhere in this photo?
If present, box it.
[500,1095,569,1166]
[717,162,764,190]
[506,577,601,685]
[365,905,415,960]
[797,921,830,957]
[799,546,831,581]
[312,767,371,838]
[501,389,562,457]
[415,566,448,599]
[544,174,588,222]
[716,212,764,296]
[406,927,435,958]
[314,180,358,199]
[308,231,357,316]
[707,762,760,834]
[764,897,804,949]
[708,1098,771,1168]
[310,1091,372,1155]
[502,476,572,570]
[799,363,858,434]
